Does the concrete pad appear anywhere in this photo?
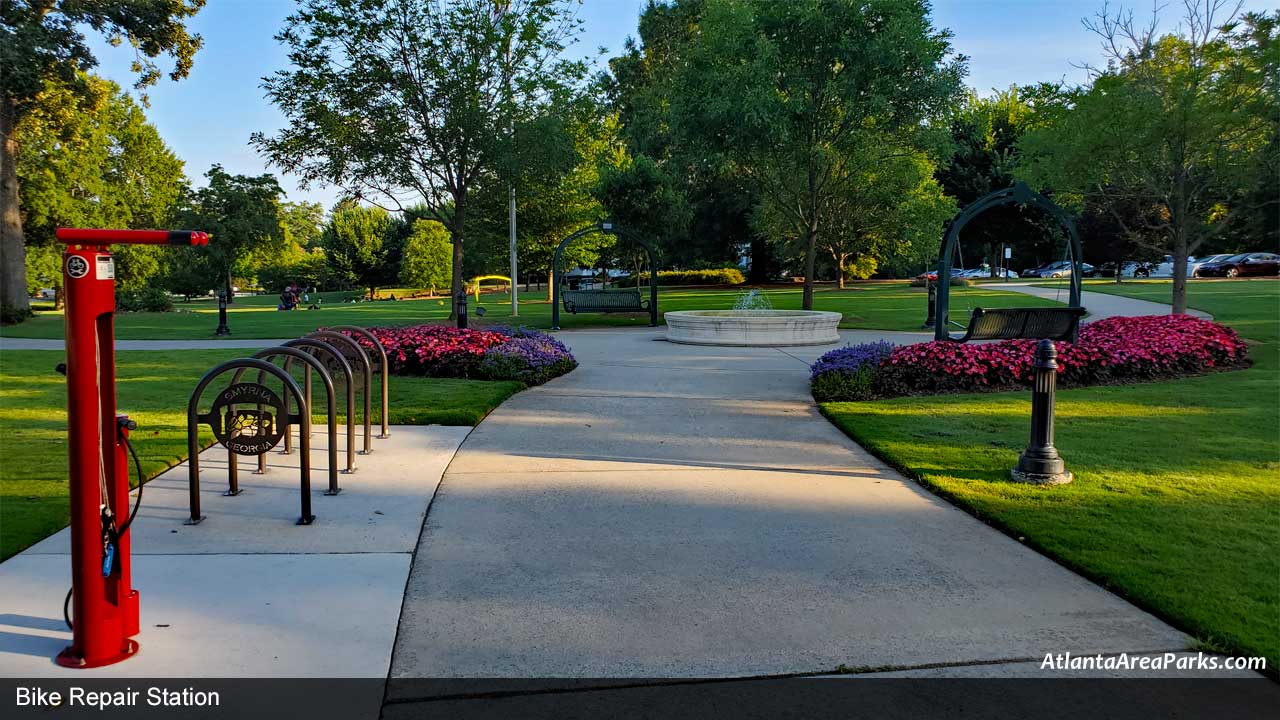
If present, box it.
[391,468,1186,678]
[24,425,470,556]
[0,552,407,679]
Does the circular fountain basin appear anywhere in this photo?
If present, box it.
[665,310,842,347]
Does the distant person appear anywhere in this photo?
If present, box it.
[279,284,298,311]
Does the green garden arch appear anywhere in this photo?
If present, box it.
[935,182,1084,341]
[551,222,659,330]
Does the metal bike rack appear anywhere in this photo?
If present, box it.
[232,347,342,496]
[187,358,314,525]
[331,325,390,439]
[282,338,357,474]
[307,330,373,455]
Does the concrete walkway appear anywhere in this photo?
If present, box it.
[990,282,1213,321]
[387,326,1194,686]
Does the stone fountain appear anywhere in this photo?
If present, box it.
[665,289,841,346]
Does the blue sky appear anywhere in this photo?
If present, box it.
[84,0,1272,209]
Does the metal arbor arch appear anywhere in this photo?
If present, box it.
[934,182,1084,341]
[551,222,659,330]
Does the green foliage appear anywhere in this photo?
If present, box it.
[638,268,745,286]
[15,74,188,292]
[670,0,965,307]
[1,0,206,317]
[254,0,589,308]
[1016,6,1277,312]
[171,165,289,296]
[596,154,691,259]
[280,201,326,248]
[400,219,454,293]
[323,205,401,298]
[811,366,879,403]
[257,250,331,293]
[115,287,174,313]
[936,87,1064,270]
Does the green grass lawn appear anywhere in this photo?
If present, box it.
[821,279,1280,667]
[0,282,1060,340]
[0,349,521,560]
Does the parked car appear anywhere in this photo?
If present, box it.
[958,267,1018,279]
[914,268,968,282]
[1194,252,1280,278]
[1095,260,1157,278]
[1187,254,1234,277]
[1021,261,1094,278]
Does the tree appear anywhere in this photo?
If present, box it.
[16,74,187,302]
[670,0,965,308]
[400,219,453,295]
[756,133,954,286]
[596,154,691,263]
[1,0,204,318]
[172,165,288,301]
[280,201,326,249]
[323,205,401,300]
[253,0,587,318]
[1017,2,1276,313]
[935,87,1064,274]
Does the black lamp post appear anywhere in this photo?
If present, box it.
[214,291,231,336]
[1011,339,1072,485]
[455,290,468,329]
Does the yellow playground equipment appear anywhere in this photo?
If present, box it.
[468,275,512,302]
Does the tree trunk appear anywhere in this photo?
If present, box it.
[1170,231,1190,315]
[0,95,30,317]
[225,267,234,304]
[448,191,467,321]
[836,252,847,290]
[368,286,376,301]
[801,229,817,309]
[546,270,553,301]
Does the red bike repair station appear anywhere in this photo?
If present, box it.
[52,227,208,669]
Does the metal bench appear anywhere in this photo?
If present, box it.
[561,289,649,314]
[949,306,1086,343]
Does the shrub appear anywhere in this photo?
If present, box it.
[633,268,746,286]
[1,304,33,325]
[811,315,1248,401]
[115,287,173,313]
[809,342,896,402]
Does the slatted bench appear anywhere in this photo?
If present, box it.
[561,289,650,314]
[950,306,1086,343]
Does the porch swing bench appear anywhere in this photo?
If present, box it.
[950,306,1086,343]
[561,289,649,314]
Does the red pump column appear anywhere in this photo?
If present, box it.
[54,228,208,669]
[56,244,139,667]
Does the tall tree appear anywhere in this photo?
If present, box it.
[172,165,288,301]
[254,0,586,318]
[400,219,453,295]
[1017,2,1276,313]
[323,205,402,300]
[1,0,204,318]
[17,74,187,300]
[671,0,965,308]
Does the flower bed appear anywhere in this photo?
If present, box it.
[811,315,1249,402]
[338,325,577,385]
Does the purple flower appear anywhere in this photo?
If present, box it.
[810,341,897,380]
